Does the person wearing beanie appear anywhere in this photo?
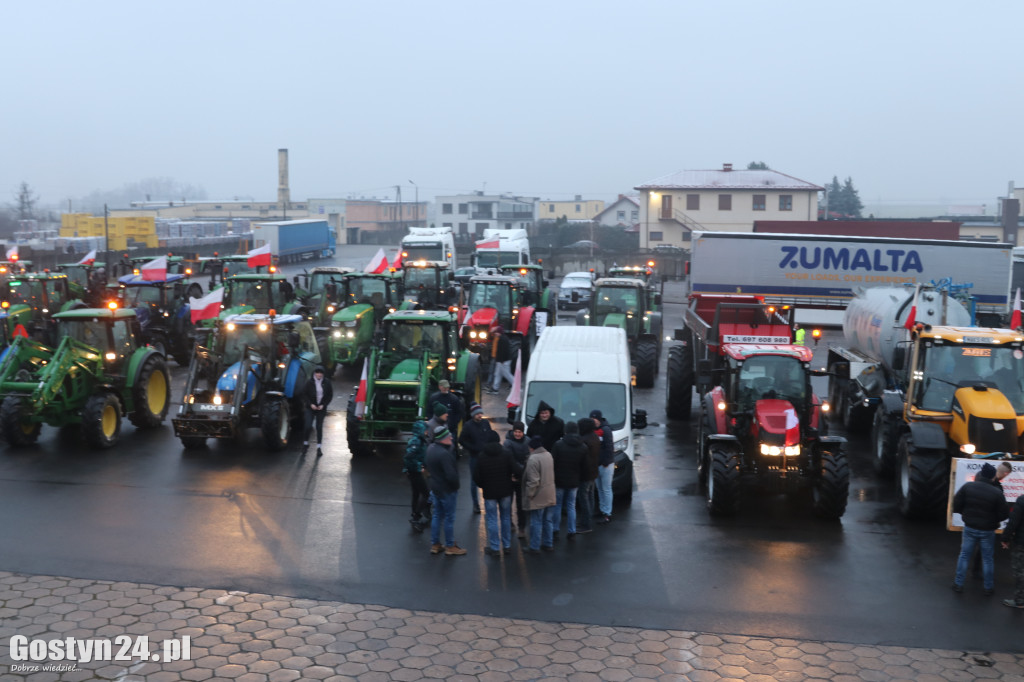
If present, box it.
[302,365,333,456]
[459,402,494,513]
[423,426,466,556]
[590,409,615,523]
[576,418,601,533]
[403,420,431,532]
[424,402,449,445]
[522,436,556,553]
[428,379,463,427]
[475,441,523,556]
[952,462,1009,594]
[504,421,531,538]
[551,420,590,540]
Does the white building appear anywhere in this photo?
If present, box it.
[593,194,640,229]
[434,192,537,238]
[635,164,822,248]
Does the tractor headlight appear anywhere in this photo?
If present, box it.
[213,394,223,405]
[960,443,976,455]
[226,323,236,331]
[333,330,341,338]
[278,362,287,369]
[104,352,116,361]
[327,305,335,313]
[469,331,477,339]
[478,331,487,340]
[759,444,800,456]
[821,401,830,413]
[346,331,355,338]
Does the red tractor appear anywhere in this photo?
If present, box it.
[459,274,540,369]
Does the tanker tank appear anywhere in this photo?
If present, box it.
[842,286,971,369]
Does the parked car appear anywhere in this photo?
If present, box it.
[453,266,478,285]
[557,271,596,311]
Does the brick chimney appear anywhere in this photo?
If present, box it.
[723,163,733,172]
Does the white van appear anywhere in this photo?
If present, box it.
[517,326,646,502]
[400,226,456,270]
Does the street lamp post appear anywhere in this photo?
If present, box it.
[409,180,418,226]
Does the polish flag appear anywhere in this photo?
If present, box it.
[141,256,168,281]
[189,287,224,323]
[77,249,97,266]
[364,248,389,274]
[5,245,17,261]
[506,349,523,408]
[784,407,800,446]
[247,244,272,268]
[392,250,403,270]
[1011,288,1022,330]
[354,359,368,418]
[476,239,500,249]
[903,286,920,330]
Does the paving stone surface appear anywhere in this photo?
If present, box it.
[0,571,1022,680]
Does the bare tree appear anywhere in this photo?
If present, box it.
[14,182,37,220]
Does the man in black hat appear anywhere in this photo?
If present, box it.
[591,409,615,523]
[428,379,463,426]
[303,366,333,456]
[952,462,1009,595]
[424,426,466,556]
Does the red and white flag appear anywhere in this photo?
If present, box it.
[189,287,224,323]
[506,349,523,408]
[77,249,97,266]
[354,359,368,418]
[476,239,500,249]
[1011,288,1022,329]
[5,245,17,261]
[903,285,920,330]
[141,256,168,281]
[392,250,403,270]
[784,407,800,446]
[247,244,272,268]
[364,248,389,274]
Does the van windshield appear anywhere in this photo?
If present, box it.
[525,381,626,430]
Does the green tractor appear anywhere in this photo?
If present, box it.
[0,308,170,448]
[111,254,193,281]
[499,263,558,332]
[576,277,663,388]
[197,273,306,329]
[116,273,202,364]
[399,261,458,311]
[56,262,112,307]
[172,312,322,450]
[0,272,87,345]
[346,309,481,457]
[326,271,404,375]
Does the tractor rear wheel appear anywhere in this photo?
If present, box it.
[666,344,694,420]
[634,339,658,388]
[0,396,40,446]
[896,434,948,519]
[871,409,898,476]
[812,446,850,520]
[706,443,741,516]
[129,355,171,428]
[346,403,371,457]
[260,399,290,451]
[82,393,122,448]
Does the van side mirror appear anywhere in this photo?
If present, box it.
[697,359,713,387]
[632,409,648,430]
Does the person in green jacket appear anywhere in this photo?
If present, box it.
[403,420,431,531]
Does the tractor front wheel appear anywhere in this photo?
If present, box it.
[812,446,850,520]
[706,443,741,516]
[634,339,658,388]
[346,404,371,457]
[260,399,290,451]
[0,396,40,446]
[666,343,694,420]
[82,393,122,448]
[896,434,948,519]
[129,355,171,428]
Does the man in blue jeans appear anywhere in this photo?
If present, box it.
[952,463,1009,595]
[423,427,466,556]
[591,409,615,524]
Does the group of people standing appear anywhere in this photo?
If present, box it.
[402,384,621,557]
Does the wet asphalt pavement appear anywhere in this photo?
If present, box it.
[0,249,1020,657]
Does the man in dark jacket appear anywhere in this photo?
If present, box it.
[591,409,615,524]
[424,427,466,556]
[953,463,1010,594]
[459,402,494,513]
[504,421,530,538]
[1002,486,1024,608]
[425,403,449,445]
[303,366,333,456]
[427,380,464,426]
[475,441,523,556]
[402,421,430,531]
[577,418,601,533]
[527,400,564,451]
[551,420,590,539]
[487,326,514,394]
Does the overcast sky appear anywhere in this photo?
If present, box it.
[4,1,1022,212]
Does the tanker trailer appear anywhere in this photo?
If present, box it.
[828,285,1024,519]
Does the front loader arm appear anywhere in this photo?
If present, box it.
[29,337,103,412]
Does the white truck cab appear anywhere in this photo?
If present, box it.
[400,226,456,270]
[516,326,646,502]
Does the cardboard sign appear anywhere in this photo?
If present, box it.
[947,458,1023,531]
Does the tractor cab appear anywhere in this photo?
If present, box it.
[401,261,456,310]
[211,274,299,324]
[326,272,404,371]
[500,264,545,306]
[0,260,32,276]
[461,275,519,353]
[0,273,78,344]
[53,308,142,371]
[294,266,354,319]
[587,278,647,336]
